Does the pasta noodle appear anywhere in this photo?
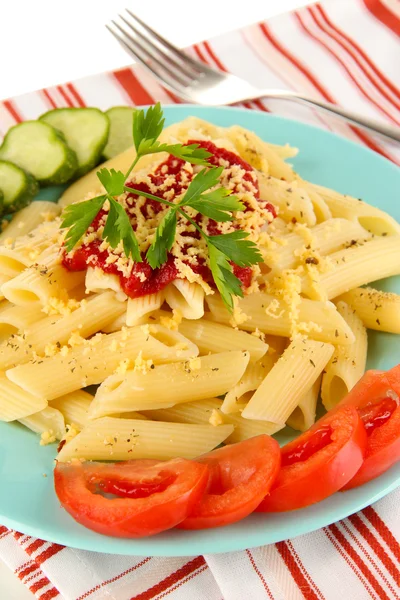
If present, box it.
[306,183,400,236]
[126,292,164,326]
[321,301,368,411]
[19,406,65,440]
[258,174,316,226]
[57,417,234,462]
[144,398,282,443]
[178,318,268,363]
[89,350,250,418]
[206,293,355,345]
[221,356,275,414]
[263,218,371,273]
[0,373,47,421]
[286,376,322,432]
[0,303,43,340]
[6,324,199,401]
[0,291,126,369]
[50,390,94,430]
[164,280,204,319]
[315,236,400,300]
[0,201,60,243]
[242,339,334,423]
[337,287,400,335]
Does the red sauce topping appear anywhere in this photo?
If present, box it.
[358,396,398,436]
[282,426,332,467]
[62,141,275,298]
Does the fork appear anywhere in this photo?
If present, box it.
[107,10,400,144]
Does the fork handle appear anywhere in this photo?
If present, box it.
[268,92,400,144]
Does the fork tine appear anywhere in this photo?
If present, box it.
[119,15,194,85]
[107,22,190,98]
[125,9,209,75]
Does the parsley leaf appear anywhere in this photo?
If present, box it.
[61,195,106,252]
[132,102,165,153]
[208,243,243,311]
[185,187,245,222]
[97,168,126,197]
[208,230,263,267]
[102,197,141,262]
[146,209,177,269]
[180,167,224,206]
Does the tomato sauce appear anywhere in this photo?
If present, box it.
[62,141,275,298]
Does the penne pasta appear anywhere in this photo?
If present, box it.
[85,267,126,300]
[50,390,94,429]
[56,417,234,462]
[178,318,268,363]
[0,373,47,421]
[6,324,199,401]
[126,292,164,326]
[164,280,204,319]
[242,339,334,423]
[263,218,371,273]
[287,376,322,432]
[337,287,400,335]
[306,183,400,236]
[315,236,400,300]
[2,253,85,306]
[206,292,355,345]
[89,350,250,418]
[258,174,316,226]
[303,186,332,223]
[0,303,43,340]
[0,291,126,369]
[0,201,60,243]
[221,356,275,414]
[227,125,296,180]
[19,406,65,440]
[144,398,282,443]
[321,301,368,411]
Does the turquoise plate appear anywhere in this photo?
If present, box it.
[0,106,399,556]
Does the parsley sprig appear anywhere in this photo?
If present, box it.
[61,103,262,311]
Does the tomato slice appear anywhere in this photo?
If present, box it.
[340,364,400,490]
[178,435,280,530]
[54,458,209,537]
[258,406,367,512]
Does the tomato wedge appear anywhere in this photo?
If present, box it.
[258,406,366,512]
[340,364,400,490]
[178,435,280,529]
[54,458,209,537]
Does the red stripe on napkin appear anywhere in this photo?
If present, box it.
[363,506,400,563]
[112,68,156,105]
[276,541,321,600]
[131,556,206,600]
[363,0,400,36]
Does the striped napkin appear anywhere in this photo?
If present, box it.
[1,0,399,598]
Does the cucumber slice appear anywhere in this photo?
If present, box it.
[40,108,109,178]
[0,161,39,214]
[102,106,134,160]
[0,122,78,185]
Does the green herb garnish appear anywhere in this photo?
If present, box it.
[60,102,262,311]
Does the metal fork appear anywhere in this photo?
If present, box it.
[107,10,400,144]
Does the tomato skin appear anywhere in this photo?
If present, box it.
[54,458,209,538]
[258,406,367,512]
[178,435,281,530]
[340,364,400,490]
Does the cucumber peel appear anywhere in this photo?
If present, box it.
[0,160,39,215]
[0,121,78,185]
[103,106,135,160]
[40,108,109,178]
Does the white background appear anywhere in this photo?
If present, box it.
[0,1,308,597]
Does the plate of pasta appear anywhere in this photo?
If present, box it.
[0,104,399,556]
